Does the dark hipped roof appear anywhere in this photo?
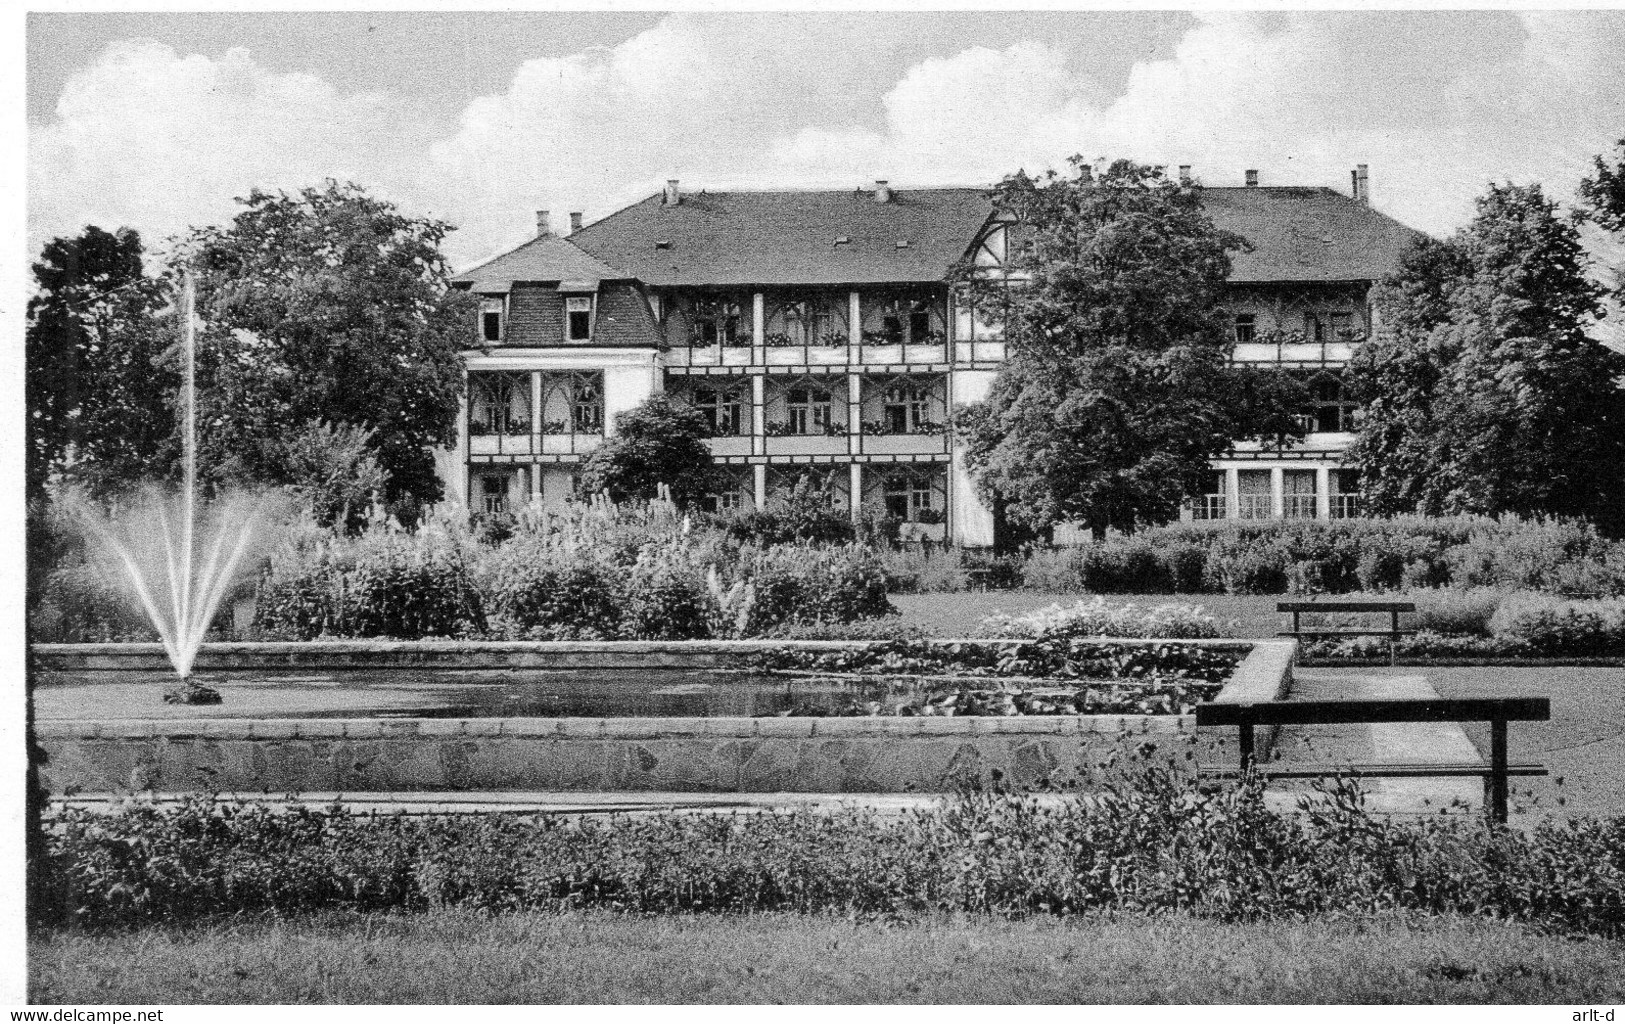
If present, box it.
[454,232,625,291]
[567,188,997,287]
[1202,186,1426,283]
[456,184,1426,289]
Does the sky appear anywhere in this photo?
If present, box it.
[24,10,1625,274]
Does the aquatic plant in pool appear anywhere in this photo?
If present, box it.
[74,272,263,685]
[750,639,1241,716]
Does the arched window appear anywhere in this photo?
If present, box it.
[468,372,531,435]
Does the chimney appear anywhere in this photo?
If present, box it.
[1079,164,1094,184]
[874,180,892,203]
[1245,169,1259,188]
[569,211,583,233]
[1178,164,1192,185]
[663,179,681,206]
[1351,164,1370,204]
[535,210,552,237]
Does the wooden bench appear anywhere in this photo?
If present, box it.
[1194,697,1550,823]
[1279,599,1416,664]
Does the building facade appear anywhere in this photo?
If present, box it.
[441,168,1423,546]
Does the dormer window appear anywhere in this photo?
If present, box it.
[566,296,593,342]
[480,297,504,343]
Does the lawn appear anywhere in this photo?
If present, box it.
[31,909,1625,1004]
[1425,665,1625,820]
[889,591,1283,638]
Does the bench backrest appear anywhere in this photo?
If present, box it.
[1277,601,1416,613]
[1196,697,1549,728]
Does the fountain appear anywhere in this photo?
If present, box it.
[78,271,262,698]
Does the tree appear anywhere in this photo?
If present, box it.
[26,226,178,502]
[1348,182,1625,532]
[184,181,475,511]
[960,158,1304,539]
[578,395,718,507]
[1579,138,1625,300]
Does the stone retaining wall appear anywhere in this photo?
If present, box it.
[36,640,1294,795]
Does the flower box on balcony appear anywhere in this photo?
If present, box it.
[902,343,947,364]
[859,343,903,364]
[765,435,848,458]
[899,522,947,543]
[706,436,753,458]
[861,434,946,456]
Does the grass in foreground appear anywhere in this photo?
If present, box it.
[30,909,1625,1004]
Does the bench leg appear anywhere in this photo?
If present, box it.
[1238,725,1255,773]
[1488,718,1509,824]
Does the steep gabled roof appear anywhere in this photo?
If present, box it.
[1202,186,1427,284]
[566,188,997,287]
[453,232,626,291]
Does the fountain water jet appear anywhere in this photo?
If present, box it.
[79,270,262,682]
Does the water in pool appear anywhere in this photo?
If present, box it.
[34,667,895,720]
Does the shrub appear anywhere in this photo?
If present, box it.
[254,515,485,640]
[1488,593,1625,657]
[983,596,1221,639]
[41,777,1625,938]
[1412,588,1506,637]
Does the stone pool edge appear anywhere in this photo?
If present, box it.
[36,639,1295,795]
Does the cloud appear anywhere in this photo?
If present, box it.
[28,38,434,258]
[28,13,1625,271]
[767,12,1625,237]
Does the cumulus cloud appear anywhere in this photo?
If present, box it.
[768,11,1625,237]
[28,13,1625,270]
[28,39,435,258]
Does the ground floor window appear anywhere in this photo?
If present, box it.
[1283,469,1318,519]
[1192,471,1226,520]
[701,468,755,514]
[1330,468,1363,518]
[1237,470,1272,520]
[475,471,511,515]
[863,466,947,523]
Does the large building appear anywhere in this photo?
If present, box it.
[441,167,1424,546]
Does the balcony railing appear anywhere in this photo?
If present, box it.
[469,431,602,457]
[1192,494,1227,520]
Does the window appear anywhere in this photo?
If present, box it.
[692,296,746,347]
[1234,313,1256,345]
[566,296,593,342]
[1310,377,1359,433]
[1237,470,1272,520]
[785,387,834,434]
[1330,469,1363,519]
[1330,311,1355,341]
[482,311,502,342]
[1283,470,1318,519]
[1193,471,1226,520]
[537,370,604,435]
[693,386,745,436]
[479,474,508,515]
[468,372,530,435]
[571,377,603,434]
[1305,313,1326,345]
[883,384,928,433]
[908,300,934,342]
[863,293,939,346]
[883,474,934,521]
